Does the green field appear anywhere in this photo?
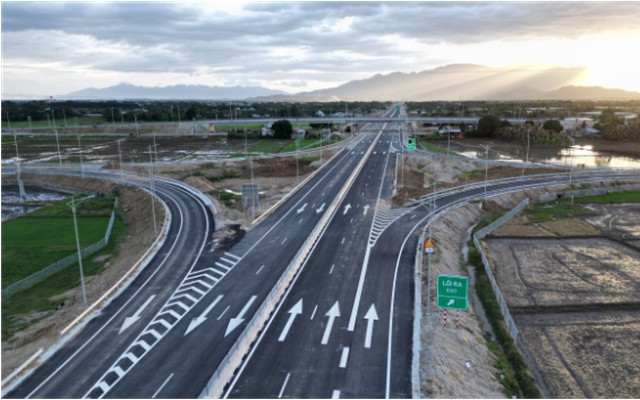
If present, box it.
[248,140,291,154]
[281,139,322,153]
[1,196,124,340]
[573,190,640,203]
[2,198,117,288]
[1,116,107,129]
[417,138,463,157]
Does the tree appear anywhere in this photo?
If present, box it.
[542,119,564,133]
[272,120,293,139]
[595,108,620,131]
[477,115,502,137]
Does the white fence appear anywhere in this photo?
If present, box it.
[1,197,118,301]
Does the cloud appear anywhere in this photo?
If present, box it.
[2,2,640,96]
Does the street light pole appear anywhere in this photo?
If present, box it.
[63,109,67,128]
[447,126,451,158]
[118,139,124,181]
[568,137,576,184]
[134,115,139,137]
[526,129,530,164]
[77,134,84,178]
[69,196,89,309]
[148,145,158,237]
[480,144,491,199]
[111,108,115,125]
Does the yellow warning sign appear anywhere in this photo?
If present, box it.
[424,238,435,253]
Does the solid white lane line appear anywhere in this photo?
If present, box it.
[278,373,291,399]
[332,390,341,399]
[256,265,265,275]
[281,238,288,245]
[310,305,318,320]
[339,347,350,368]
[152,373,174,398]
[217,305,230,320]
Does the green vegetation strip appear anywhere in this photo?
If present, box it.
[417,137,463,157]
[281,139,322,153]
[209,188,241,207]
[1,116,107,129]
[572,190,640,204]
[469,215,542,398]
[523,201,594,223]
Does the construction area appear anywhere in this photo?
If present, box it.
[482,199,640,398]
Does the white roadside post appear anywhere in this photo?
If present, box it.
[68,196,93,309]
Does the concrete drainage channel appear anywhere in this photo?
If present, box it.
[199,125,387,398]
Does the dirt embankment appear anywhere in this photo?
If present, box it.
[421,185,568,398]
[393,154,559,206]
[151,149,339,227]
[2,174,164,378]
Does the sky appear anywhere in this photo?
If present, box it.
[2,1,640,98]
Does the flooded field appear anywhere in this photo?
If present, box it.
[1,186,70,221]
[434,138,640,169]
[1,136,290,165]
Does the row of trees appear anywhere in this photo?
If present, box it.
[469,115,571,145]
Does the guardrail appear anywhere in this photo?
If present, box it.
[539,183,640,202]
[411,170,640,206]
[199,123,387,398]
[1,197,118,301]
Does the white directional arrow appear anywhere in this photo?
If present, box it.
[364,304,379,349]
[297,203,308,214]
[363,205,371,216]
[343,204,352,215]
[184,295,223,336]
[119,295,156,334]
[278,299,303,342]
[225,295,257,337]
[316,203,326,214]
[321,302,340,345]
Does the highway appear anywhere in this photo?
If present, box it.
[4,104,639,399]
[5,109,401,398]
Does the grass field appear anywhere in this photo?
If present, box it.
[2,116,107,129]
[573,190,640,203]
[1,195,124,340]
[248,140,290,154]
[281,139,322,153]
[2,197,117,288]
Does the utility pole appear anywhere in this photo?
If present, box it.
[111,108,115,125]
[120,108,124,124]
[54,122,63,167]
[526,129,530,164]
[118,139,124,181]
[77,134,84,178]
[134,115,139,137]
[480,144,491,199]
[28,116,32,134]
[446,125,451,158]
[568,137,576,184]
[10,115,27,203]
[69,196,89,309]
[63,109,68,128]
[148,145,158,237]
[177,105,181,123]
[47,114,51,128]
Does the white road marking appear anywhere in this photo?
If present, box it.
[297,203,307,214]
[299,218,304,224]
[321,302,340,345]
[151,373,174,398]
[341,237,346,244]
[329,264,335,274]
[281,237,288,245]
[310,305,318,320]
[364,304,379,349]
[363,205,370,216]
[225,295,257,336]
[217,305,230,320]
[278,374,292,399]
[316,203,326,214]
[339,347,350,368]
[343,204,352,214]
[119,295,156,334]
[185,295,224,336]
[332,390,341,399]
[278,299,303,342]
[256,265,265,275]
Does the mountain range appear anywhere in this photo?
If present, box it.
[62,83,288,100]
[62,64,640,101]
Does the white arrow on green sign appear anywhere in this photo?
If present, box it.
[436,275,468,310]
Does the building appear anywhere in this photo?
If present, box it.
[292,128,306,140]
[315,111,325,117]
[261,127,273,137]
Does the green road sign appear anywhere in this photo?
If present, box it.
[395,105,401,110]
[437,275,468,310]
[407,138,415,151]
